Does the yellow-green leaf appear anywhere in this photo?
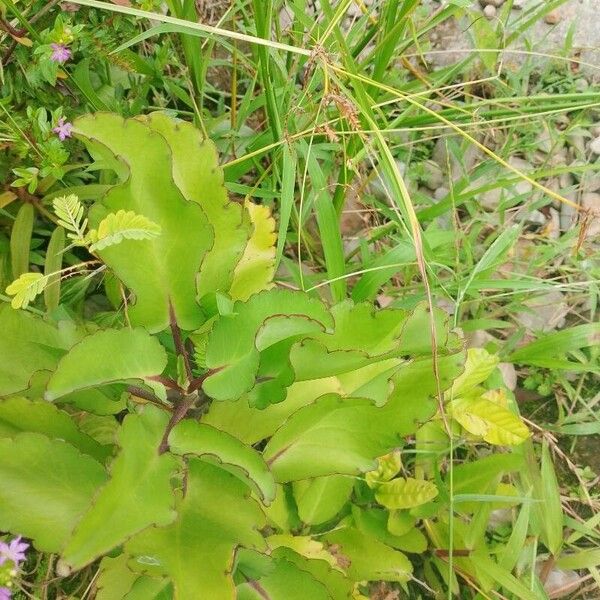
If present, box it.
[5,272,48,309]
[229,200,276,301]
[89,210,161,252]
[365,451,402,489]
[53,194,87,243]
[449,397,530,446]
[374,477,438,510]
[451,348,499,397]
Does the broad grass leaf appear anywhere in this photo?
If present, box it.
[167,419,276,504]
[45,327,167,400]
[0,433,107,552]
[374,478,438,510]
[44,226,65,311]
[10,203,34,279]
[62,407,179,569]
[126,460,265,600]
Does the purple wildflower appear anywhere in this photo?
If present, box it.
[0,537,28,567]
[50,43,72,64]
[53,117,73,141]
[0,587,10,600]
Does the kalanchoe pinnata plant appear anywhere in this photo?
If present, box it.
[0,114,537,598]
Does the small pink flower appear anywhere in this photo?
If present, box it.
[53,117,73,141]
[0,536,28,567]
[0,587,11,600]
[50,43,72,64]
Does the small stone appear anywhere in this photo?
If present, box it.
[575,78,589,93]
[544,10,560,24]
[434,186,449,201]
[581,192,600,238]
[535,564,581,599]
[498,362,517,391]
[511,0,525,9]
[589,137,600,155]
[535,122,558,153]
[591,125,600,138]
[516,290,569,332]
[420,160,444,191]
[483,4,496,18]
[547,207,560,240]
[566,131,587,155]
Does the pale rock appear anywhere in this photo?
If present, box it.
[498,362,517,391]
[547,207,560,240]
[589,136,600,155]
[591,124,600,137]
[544,10,561,24]
[466,330,496,348]
[479,156,533,210]
[434,186,449,201]
[367,160,406,200]
[560,201,579,232]
[432,136,481,181]
[488,508,512,529]
[420,160,444,191]
[575,77,589,93]
[483,4,496,18]
[535,122,559,154]
[535,563,581,599]
[516,290,569,332]
[511,0,526,8]
[566,130,587,155]
[581,192,600,238]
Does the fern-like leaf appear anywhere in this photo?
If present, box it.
[88,210,161,252]
[52,195,88,243]
[5,272,48,309]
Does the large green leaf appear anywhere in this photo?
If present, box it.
[45,327,167,400]
[203,289,332,401]
[237,556,333,600]
[74,113,213,332]
[293,475,354,525]
[96,555,139,600]
[0,304,68,395]
[229,200,276,301]
[0,396,110,462]
[126,460,266,600]
[139,112,252,300]
[263,394,399,482]
[167,419,276,503]
[323,527,412,583]
[0,433,107,552]
[62,406,178,569]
